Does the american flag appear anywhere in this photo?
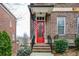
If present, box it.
[34,20,38,32]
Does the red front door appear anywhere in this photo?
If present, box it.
[36,21,45,43]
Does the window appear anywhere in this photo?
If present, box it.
[37,17,44,20]
[77,17,79,34]
[37,17,40,20]
[57,17,65,35]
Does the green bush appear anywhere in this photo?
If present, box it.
[75,35,79,50]
[54,38,68,53]
[0,31,12,56]
[17,47,31,56]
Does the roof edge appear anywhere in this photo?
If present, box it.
[29,3,54,7]
[0,3,16,20]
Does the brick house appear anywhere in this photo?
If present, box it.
[0,3,16,55]
[28,3,79,46]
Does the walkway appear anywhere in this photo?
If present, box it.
[30,52,53,56]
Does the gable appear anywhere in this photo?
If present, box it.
[0,4,16,20]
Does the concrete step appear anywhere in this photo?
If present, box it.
[33,46,50,49]
[32,49,51,52]
[32,43,51,52]
[30,52,53,56]
[33,47,51,51]
[34,43,50,47]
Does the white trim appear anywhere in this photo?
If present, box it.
[57,17,66,35]
[52,7,72,11]
[36,13,46,17]
[31,7,53,13]
[36,13,45,21]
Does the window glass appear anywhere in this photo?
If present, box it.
[37,17,44,20]
[37,17,40,20]
[57,17,65,35]
[41,17,44,20]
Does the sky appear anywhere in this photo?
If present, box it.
[4,3,30,37]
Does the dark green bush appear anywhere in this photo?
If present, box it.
[54,38,68,53]
[17,47,31,56]
[0,31,12,56]
[75,35,79,50]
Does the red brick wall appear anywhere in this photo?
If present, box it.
[0,5,16,55]
[46,12,79,39]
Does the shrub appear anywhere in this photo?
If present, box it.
[54,38,68,53]
[0,31,12,56]
[75,35,79,50]
[17,47,31,56]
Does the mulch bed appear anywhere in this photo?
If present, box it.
[52,48,79,56]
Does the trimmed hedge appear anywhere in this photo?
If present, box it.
[54,38,68,53]
[0,31,12,56]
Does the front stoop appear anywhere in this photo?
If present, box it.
[32,43,51,52]
[30,43,53,56]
